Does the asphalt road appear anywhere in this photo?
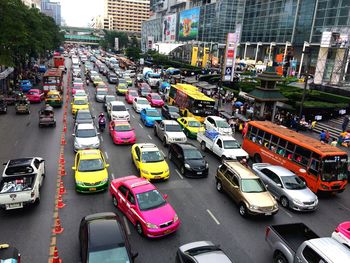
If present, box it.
[1,58,350,263]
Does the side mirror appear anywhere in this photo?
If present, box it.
[233,185,239,189]
[72,166,76,170]
[265,184,268,189]
[132,128,135,131]
[106,164,110,168]
[277,183,282,188]
[72,134,75,136]
[3,162,7,165]
[40,159,45,163]
[163,194,168,199]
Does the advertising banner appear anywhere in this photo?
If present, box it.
[114,38,119,51]
[178,7,200,41]
[191,47,198,66]
[147,36,154,50]
[202,47,209,68]
[222,24,241,81]
[162,14,177,42]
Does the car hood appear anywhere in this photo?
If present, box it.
[137,104,151,109]
[142,161,168,172]
[75,136,100,146]
[145,116,162,121]
[141,203,175,225]
[151,99,163,104]
[112,130,135,138]
[111,111,129,116]
[223,148,248,158]
[243,192,276,207]
[195,252,232,263]
[186,159,206,169]
[187,126,205,133]
[76,169,108,183]
[169,113,180,119]
[284,188,317,202]
[167,132,186,139]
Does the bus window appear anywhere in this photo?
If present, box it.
[271,135,279,152]
[285,142,296,159]
[277,138,287,155]
[264,132,272,148]
[257,129,265,145]
[294,146,312,167]
[309,159,320,176]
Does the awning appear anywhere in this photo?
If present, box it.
[248,88,288,102]
[153,43,186,55]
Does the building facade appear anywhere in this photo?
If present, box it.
[22,0,42,9]
[41,0,61,25]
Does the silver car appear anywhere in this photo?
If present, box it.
[252,163,318,211]
[95,88,108,102]
[176,241,234,263]
[73,123,100,152]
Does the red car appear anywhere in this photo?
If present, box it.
[146,93,164,107]
[109,120,136,144]
[72,85,84,95]
[109,176,180,238]
[26,89,44,103]
[125,89,138,104]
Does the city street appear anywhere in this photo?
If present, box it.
[1,59,350,263]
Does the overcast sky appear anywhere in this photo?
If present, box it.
[58,0,104,27]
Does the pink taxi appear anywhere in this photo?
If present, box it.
[72,84,84,95]
[109,120,136,144]
[125,89,138,104]
[146,93,164,107]
[26,89,44,103]
[332,221,350,248]
[109,176,180,238]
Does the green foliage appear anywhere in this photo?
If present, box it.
[198,74,220,81]
[309,90,350,104]
[0,0,63,66]
[238,81,257,93]
[100,30,128,51]
[125,47,142,60]
[296,101,348,109]
[280,76,298,85]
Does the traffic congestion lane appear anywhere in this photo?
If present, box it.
[0,77,68,262]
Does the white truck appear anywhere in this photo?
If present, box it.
[0,158,45,210]
[154,120,187,146]
[197,132,248,162]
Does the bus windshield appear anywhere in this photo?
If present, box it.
[321,156,348,182]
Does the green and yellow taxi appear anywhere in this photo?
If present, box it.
[131,143,169,180]
[125,76,133,86]
[177,117,205,139]
[92,76,104,87]
[72,149,109,193]
[45,90,63,107]
[71,97,89,115]
[116,79,128,95]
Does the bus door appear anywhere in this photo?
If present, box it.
[306,155,321,192]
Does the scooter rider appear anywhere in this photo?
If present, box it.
[98,112,106,131]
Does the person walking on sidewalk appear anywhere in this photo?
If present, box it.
[342,115,349,132]
[325,130,330,143]
[320,130,326,143]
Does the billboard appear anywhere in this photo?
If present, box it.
[162,14,177,42]
[191,47,198,66]
[114,38,119,51]
[178,7,200,41]
[147,36,154,50]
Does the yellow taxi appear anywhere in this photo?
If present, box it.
[177,117,205,139]
[71,97,89,115]
[45,90,63,107]
[131,143,169,180]
[92,76,104,87]
[116,79,128,95]
[72,149,109,193]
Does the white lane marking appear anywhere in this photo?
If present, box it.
[206,209,220,225]
[105,151,109,159]
[111,173,115,179]
[139,123,143,128]
[148,135,152,140]
[175,169,184,179]
[336,201,350,212]
[100,136,104,142]
[281,208,293,218]
[123,216,131,235]
[160,150,165,156]
[131,114,135,118]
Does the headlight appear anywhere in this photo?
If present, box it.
[101,178,108,183]
[76,180,84,185]
[273,204,278,209]
[293,199,303,205]
[205,162,209,169]
[250,205,259,210]
[314,198,318,204]
[184,163,191,169]
[165,168,169,173]
[141,169,149,174]
[146,222,158,229]
[74,141,82,148]
[173,214,179,222]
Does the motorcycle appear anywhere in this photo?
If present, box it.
[98,117,106,132]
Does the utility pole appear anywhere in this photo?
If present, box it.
[299,46,311,120]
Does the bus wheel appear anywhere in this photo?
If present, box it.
[254,154,262,163]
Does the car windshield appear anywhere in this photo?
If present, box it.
[74,79,83,84]
[115,125,131,132]
[112,105,126,111]
[146,111,160,117]
[138,99,149,105]
[188,121,200,127]
[281,175,306,190]
[241,179,266,193]
[136,189,166,211]
[141,88,151,92]
[6,165,33,175]
[184,149,203,160]
[119,79,126,84]
[166,124,182,132]
[47,94,59,99]
[78,159,104,172]
[216,120,230,128]
[168,106,179,113]
[321,156,348,182]
[149,74,160,78]
[223,140,241,149]
[76,128,96,138]
[151,95,161,100]
[74,99,87,105]
[97,90,108,95]
[77,112,92,120]
[141,151,164,163]
[106,96,116,103]
[88,247,130,263]
[129,91,138,96]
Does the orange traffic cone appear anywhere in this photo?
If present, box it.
[59,181,66,195]
[60,166,66,176]
[63,124,67,133]
[59,153,65,165]
[50,246,62,263]
[57,194,65,209]
[53,216,64,234]
[60,136,66,145]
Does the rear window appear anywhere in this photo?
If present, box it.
[6,165,34,175]
[112,105,126,111]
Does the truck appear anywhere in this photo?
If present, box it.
[265,223,350,263]
[154,120,187,146]
[0,158,45,210]
[197,131,248,162]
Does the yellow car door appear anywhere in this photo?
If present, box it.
[132,146,141,170]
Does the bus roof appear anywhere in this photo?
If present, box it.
[172,84,214,102]
[250,121,347,156]
[44,68,63,77]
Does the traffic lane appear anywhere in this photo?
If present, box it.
[0,96,65,262]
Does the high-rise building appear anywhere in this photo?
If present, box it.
[41,0,61,25]
[22,0,42,9]
[104,0,150,33]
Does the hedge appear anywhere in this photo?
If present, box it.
[309,90,350,104]
[295,101,348,109]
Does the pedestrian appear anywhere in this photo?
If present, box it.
[320,130,326,143]
[342,116,349,132]
[331,138,337,147]
[325,130,330,143]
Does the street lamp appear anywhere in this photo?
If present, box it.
[268,42,276,62]
[298,41,310,78]
[243,42,250,60]
[254,42,262,64]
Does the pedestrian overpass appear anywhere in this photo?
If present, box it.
[60,26,103,46]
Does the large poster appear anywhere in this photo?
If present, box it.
[178,7,200,41]
[162,14,177,42]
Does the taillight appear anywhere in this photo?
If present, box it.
[18,253,21,263]
[265,227,270,238]
[335,227,339,233]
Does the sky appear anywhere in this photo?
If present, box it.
[58,0,104,27]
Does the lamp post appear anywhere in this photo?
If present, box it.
[299,46,311,120]
[298,41,310,78]
[254,42,262,64]
[244,42,250,60]
[283,41,292,63]
[268,42,276,63]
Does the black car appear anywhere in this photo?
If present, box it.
[75,109,94,125]
[107,73,118,84]
[0,99,7,113]
[168,143,209,177]
[161,105,180,120]
[0,244,20,262]
[79,212,137,263]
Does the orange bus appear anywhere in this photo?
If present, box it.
[42,68,63,94]
[242,121,348,193]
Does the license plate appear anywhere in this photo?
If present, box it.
[265,212,272,216]
[197,172,202,175]
[89,188,96,191]
[164,229,172,234]
[154,176,161,179]
[6,203,23,209]
[308,207,314,210]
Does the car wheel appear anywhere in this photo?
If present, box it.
[273,252,288,263]
[154,127,157,136]
[216,180,223,192]
[136,222,144,236]
[180,166,185,175]
[112,196,118,208]
[200,142,206,152]
[168,151,172,160]
[254,154,262,163]
[34,196,40,206]
[280,196,289,208]
[239,203,247,217]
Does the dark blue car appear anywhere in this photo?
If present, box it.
[140,108,162,127]
[20,80,32,92]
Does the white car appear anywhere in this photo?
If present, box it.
[132,97,151,113]
[204,116,233,135]
[74,89,88,100]
[107,101,130,121]
[73,123,100,152]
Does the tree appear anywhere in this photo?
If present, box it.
[125,47,141,60]
[100,30,128,51]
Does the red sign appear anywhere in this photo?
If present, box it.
[227,49,234,58]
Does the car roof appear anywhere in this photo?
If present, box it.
[122,177,156,194]
[77,123,95,130]
[76,109,91,114]
[207,116,225,121]
[224,160,259,179]
[163,120,179,125]
[110,101,125,105]
[263,165,295,177]
[309,237,350,260]
[78,149,101,159]
[137,143,159,152]
[180,117,198,121]
[136,97,148,101]
[145,108,158,112]
[8,158,33,167]
[175,143,197,150]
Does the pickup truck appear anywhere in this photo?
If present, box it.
[197,132,248,162]
[265,223,350,263]
[0,157,45,210]
[154,120,187,146]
